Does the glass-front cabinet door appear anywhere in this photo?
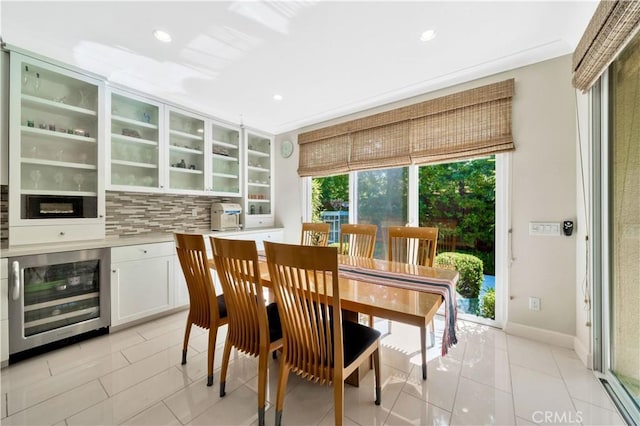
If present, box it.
[245,130,274,228]
[108,90,162,190]
[210,122,241,195]
[9,52,105,245]
[166,108,205,192]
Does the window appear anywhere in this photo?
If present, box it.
[307,156,503,324]
[356,167,408,258]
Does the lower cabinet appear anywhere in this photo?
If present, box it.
[110,242,176,327]
[110,229,283,329]
[1,258,8,365]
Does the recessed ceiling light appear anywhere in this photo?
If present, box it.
[153,29,172,43]
[420,29,437,42]
[273,94,283,101]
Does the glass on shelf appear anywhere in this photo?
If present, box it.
[73,173,85,191]
[30,169,42,189]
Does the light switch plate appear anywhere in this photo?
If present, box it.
[529,222,561,236]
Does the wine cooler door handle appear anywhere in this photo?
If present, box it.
[11,260,21,301]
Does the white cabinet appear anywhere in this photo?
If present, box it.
[210,228,283,251]
[110,242,175,327]
[1,258,8,365]
[166,107,206,193]
[107,89,163,191]
[209,121,241,196]
[8,52,105,246]
[244,130,274,228]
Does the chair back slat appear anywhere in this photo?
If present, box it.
[387,226,438,267]
[265,242,341,385]
[211,237,267,356]
[301,222,331,246]
[339,224,377,258]
[175,233,219,328]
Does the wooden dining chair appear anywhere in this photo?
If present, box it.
[210,237,283,426]
[339,223,377,258]
[264,241,381,426]
[386,226,439,380]
[174,233,228,387]
[300,222,331,246]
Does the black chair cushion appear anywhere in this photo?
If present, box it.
[266,302,283,342]
[342,320,381,368]
[217,294,228,319]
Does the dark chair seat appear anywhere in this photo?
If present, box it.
[343,320,381,367]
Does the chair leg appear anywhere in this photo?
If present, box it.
[429,319,435,348]
[334,379,344,426]
[182,317,192,365]
[373,348,381,405]
[420,325,427,380]
[274,362,291,426]
[207,325,218,387]
[257,352,269,426]
[219,338,233,397]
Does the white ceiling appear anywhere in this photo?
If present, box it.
[1,1,598,135]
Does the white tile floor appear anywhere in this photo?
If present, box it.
[0,310,626,426]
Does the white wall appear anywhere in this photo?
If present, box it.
[274,55,579,343]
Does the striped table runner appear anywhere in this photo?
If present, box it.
[338,263,458,356]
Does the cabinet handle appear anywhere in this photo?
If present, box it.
[11,261,21,301]
[112,270,116,273]
[59,232,65,236]
[143,250,148,254]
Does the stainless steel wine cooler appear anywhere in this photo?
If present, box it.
[8,248,110,356]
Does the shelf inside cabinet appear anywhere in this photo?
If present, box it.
[247,149,270,158]
[111,114,158,129]
[22,126,97,144]
[21,189,97,196]
[25,292,100,312]
[25,306,100,329]
[248,165,270,173]
[212,153,238,162]
[112,159,158,169]
[247,198,271,203]
[169,129,203,141]
[170,167,203,175]
[111,133,158,146]
[21,158,97,170]
[22,94,97,117]
[169,145,203,155]
[212,172,238,179]
[212,140,238,149]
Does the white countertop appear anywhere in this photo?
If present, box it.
[0,227,284,258]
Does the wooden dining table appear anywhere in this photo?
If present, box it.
[209,253,459,384]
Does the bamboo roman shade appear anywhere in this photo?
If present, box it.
[297,79,515,177]
[572,0,640,92]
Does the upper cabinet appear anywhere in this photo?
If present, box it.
[166,108,206,193]
[9,52,105,245]
[210,122,241,196]
[245,130,274,228]
[108,90,163,191]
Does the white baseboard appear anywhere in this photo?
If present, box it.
[573,337,593,369]
[504,321,574,349]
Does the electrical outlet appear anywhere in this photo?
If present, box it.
[529,297,541,311]
[191,208,197,217]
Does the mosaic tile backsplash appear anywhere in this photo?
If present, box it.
[1,185,7,244]
[106,191,237,236]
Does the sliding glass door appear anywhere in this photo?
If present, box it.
[597,30,640,424]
